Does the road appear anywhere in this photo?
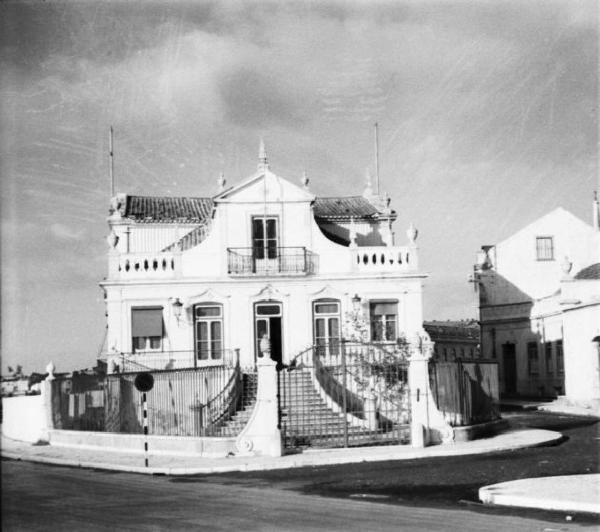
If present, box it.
[2,411,598,531]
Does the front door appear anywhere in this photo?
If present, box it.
[254,302,283,367]
[502,343,517,395]
[252,217,278,274]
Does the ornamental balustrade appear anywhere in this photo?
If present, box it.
[109,251,180,280]
[352,245,417,272]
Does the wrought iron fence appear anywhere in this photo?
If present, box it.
[278,341,411,449]
[429,359,500,426]
[227,247,318,275]
[51,360,258,437]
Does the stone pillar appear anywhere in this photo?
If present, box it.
[408,335,454,447]
[40,361,56,442]
[235,357,282,457]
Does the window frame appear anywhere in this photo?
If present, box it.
[194,303,224,362]
[369,300,398,343]
[312,298,341,357]
[527,341,539,376]
[131,306,164,354]
[535,236,554,261]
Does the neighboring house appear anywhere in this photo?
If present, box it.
[424,320,480,361]
[101,143,426,372]
[475,199,600,403]
[0,377,30,397]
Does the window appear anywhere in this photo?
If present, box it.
[370,301,398,342]
[536,237,554,261]
[545,343,553,375]
[252,217,278,259]
[194,304,223,361]
[556,340,564,375]
[527,341,539,375]
[313,299,341,357]
[131,307,163,353]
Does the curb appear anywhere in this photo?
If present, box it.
[1,429,563,476]
[479,475,600,515]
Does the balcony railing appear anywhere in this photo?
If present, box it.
[227,247,317,276]
[109,252,180,280]
[352,246,417,272]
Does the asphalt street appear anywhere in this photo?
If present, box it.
[2,411,599,531]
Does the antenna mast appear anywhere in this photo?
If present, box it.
[374,122,380,196]
[109,126,115,197]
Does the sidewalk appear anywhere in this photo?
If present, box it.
[479,474,600,515]
[2,428,561,476]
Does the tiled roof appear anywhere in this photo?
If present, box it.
[574,263,600,280]
[423,321,480,341]
[313,197,385,221]
[124,196,214,223]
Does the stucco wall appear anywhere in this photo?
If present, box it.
[563,303,600,404]
[2,394,48,443]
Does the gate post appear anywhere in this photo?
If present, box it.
[235,356,282,457]
[408,333,454,447]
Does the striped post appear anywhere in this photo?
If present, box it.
[142,392,149,467]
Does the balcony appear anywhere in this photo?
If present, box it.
[227,247,318,276]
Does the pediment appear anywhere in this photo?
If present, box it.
[250,284,290,300]
[215,170,314,204]
[184,288,231,307]
[309,285,348,300]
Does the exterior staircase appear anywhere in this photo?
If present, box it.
[279,368,390,448]
[213,372,258,437]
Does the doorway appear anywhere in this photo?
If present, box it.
[502,343,517,395]
[254,302,283,367]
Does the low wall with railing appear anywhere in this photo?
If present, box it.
[429,359,500,426]
[51,364,250,438]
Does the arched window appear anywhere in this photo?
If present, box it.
[313,299,341,357]
[194,303,223,361]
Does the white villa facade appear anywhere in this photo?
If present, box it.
[475,200,600,407]
[101,144,426,372]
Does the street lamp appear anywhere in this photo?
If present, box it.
[351,293,362,312]
[172,298,183,323]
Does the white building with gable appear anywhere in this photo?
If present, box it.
[475,198,600,409]
[101,142,426,372]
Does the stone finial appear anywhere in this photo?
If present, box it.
[406,222,418,244]
[45,361,55,381]
[258,138,269,171]
[301,170,309,188]
[217,172,226,191]
[561,255,573,278]
[106,230,119,249]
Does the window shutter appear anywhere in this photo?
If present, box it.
[132,307,163,337]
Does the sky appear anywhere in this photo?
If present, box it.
[1,0,598,373]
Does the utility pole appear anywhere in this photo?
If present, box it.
[374,122,380,196]
[109,126,115,197]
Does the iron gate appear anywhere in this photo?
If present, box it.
[278,341,411,449]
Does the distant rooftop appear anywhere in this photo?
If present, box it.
[313,196,393,221]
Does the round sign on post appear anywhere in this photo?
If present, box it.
[134,372,154,468]
[134,372,154,392]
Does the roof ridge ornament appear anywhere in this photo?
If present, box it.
[301,170,309,189]
[258,138,269,171]
[217,172,226,192]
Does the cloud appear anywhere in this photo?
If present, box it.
[50,222,85,241]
